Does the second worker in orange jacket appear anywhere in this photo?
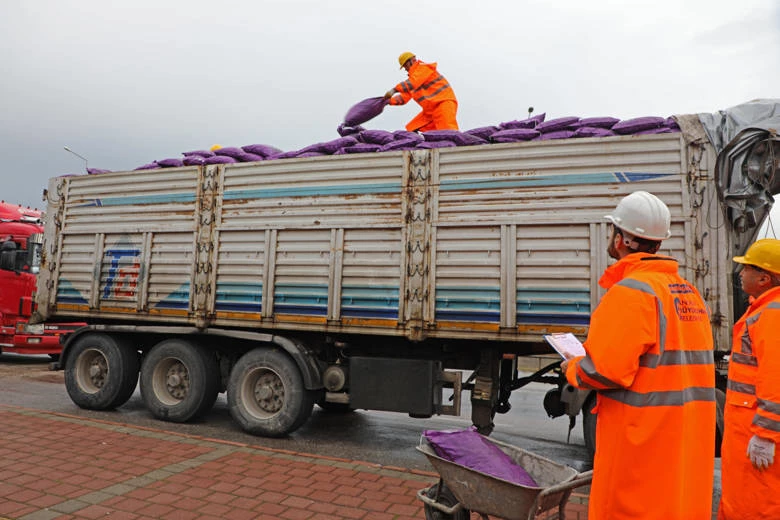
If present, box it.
[561,190,716,520]
[383,51,458,132]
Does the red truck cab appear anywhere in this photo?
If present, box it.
[0,201,82,357]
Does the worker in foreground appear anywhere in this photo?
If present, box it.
[561,190,715,520]
[383,52,459,132]
[718,238,780,519]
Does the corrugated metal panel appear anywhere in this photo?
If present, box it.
[58,168,199,234]
[341,228,402,320]
[219,155,406,229]
[55,233,95,306]
[213,230,266,315]
[273,230,332,317]
[146,232,194,312]
[435,134,686,225]
[434,226,501,323]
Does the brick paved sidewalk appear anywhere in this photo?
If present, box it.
[0,405,589,519]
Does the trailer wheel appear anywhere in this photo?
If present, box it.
[65,333,139,410]
[423,482,470,520]
[140,339,220,423]
[582,393,597,462]
[228,348,315,437]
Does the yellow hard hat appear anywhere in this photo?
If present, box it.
[733,238,780,274]
[210,144,222,151]
[398,52,416,68]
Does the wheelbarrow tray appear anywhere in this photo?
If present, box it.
[416,436,591,520]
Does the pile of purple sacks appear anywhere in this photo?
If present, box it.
[86,113,680,174]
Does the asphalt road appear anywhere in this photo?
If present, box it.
[0,352,589,471]
[0,352,721,515]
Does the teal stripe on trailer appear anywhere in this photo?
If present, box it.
[435,287,500,311]
[439,172,673,191]
[75,193,197,207]
[223,182,402,201]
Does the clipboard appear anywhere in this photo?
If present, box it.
[543,332,586,360]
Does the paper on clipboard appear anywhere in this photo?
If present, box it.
[544,332,586,360]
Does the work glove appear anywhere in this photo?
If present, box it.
[383,89,395,100]
[747,434,775,470]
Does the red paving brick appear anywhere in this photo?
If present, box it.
[0,405,594,519]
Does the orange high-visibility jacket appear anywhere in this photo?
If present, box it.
[389,60,458,131]
[719,286,780,520]
[566,253,715,520]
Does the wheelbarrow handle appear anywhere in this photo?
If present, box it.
[538,470,594,499]
[416,488,465,516]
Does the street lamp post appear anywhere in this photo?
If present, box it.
[63,146,89,172]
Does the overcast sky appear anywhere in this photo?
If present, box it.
[2,0,779,226]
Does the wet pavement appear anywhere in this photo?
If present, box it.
[0,405,589,520]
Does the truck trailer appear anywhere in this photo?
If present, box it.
[36,101,780,452]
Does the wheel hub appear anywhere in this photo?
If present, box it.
[253,373,283,413]
[165,363,189,400]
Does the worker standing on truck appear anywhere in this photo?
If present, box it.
[718,239,780,520]
[561,190,715,520]
[383,52,459,132]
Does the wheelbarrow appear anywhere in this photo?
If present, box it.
[416,435,592,520]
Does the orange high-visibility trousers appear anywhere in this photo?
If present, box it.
[406,100,458,132]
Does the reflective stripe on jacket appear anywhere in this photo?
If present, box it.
[388,61,457,111]
[566,253,715,520]
[719,286,780,520]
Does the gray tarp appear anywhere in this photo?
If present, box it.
[693,99,780,252]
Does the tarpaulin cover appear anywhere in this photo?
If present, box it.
[344,97,389,127]
[423,428,538,488]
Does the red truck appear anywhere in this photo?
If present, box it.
[0,201,82,358]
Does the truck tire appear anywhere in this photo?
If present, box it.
[64,333,139,410]
[582,393,597,462]
[140,339,220,423]
[228,348,316,437]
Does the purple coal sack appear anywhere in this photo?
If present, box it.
[359,129,396,145]
[343,143,383,154]
[234,152,264,162]
[393,130,423,142]
[633,127,675,135]
[535,116,580,133]
[182,150,215,158]
[337,124,366,137]
[380,138,419,151]
[203,155,237,164]
[422,130,486,146]
[134,163,160,171]
[612,116,666,134]
[156,158,184,168]
[241,144,282,157]
[490,128,540,142]
[314,136,359,154]
[296,151,326,158]
[344,96,389,127]
[574,127,617,138]
[423,428,538,487]
[536,130,576,141]
[416,140,456,149]
[87,168,112,175]
[499,119,538,130]
[465,126,500,139]
[213,147,245,159]
[183,156,206,166]
[570,117,619,129]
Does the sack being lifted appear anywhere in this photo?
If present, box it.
[343,96,389,127]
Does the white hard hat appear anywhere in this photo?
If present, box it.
[605,191,671,241]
